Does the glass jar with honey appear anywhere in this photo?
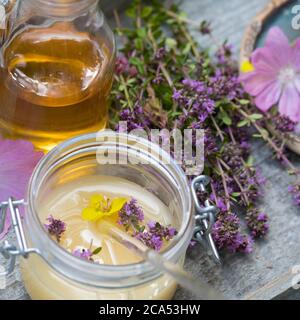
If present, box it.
[0,132,195,300]
[0,0,116,151]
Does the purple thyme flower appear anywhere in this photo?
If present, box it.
[216,138,265,207]
[204,130,218,157]
[228,233,253,254]
[118,198,145,231]
[72,248,93,261]
[147,221,178,241]
[115,55,137,77]
[117,105,151,132]
[155,47,166,60]
[44,215,66,242]
[273,115,296,133]
[222,142,244,168]
[245,209,269,238]
[135,231,163,251]
[182,79,205,92]
[199,21,211,35]
[172,66,245,130]
[189,240,197,248]
[216,43,233,64]
[212,212,253,254]
[172,89,183,102]
[134,222,177,251]
[215,197,227,212]
[152,75,164,84]
[288,183,300,206]
[256,169,267,186]
[115,56,128,74]
[118,199,177,251]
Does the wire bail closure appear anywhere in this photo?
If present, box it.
[0,175,221,277]
[191,175,221,265]
[0,198,40,277]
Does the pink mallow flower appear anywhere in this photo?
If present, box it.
[240,27,300,122]
[0,139,43,239]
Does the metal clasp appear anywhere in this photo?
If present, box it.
[191,176,221,265]
[0,197,40,276]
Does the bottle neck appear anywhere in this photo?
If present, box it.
[29,0,99,17]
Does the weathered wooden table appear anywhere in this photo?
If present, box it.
[1,0,300,300]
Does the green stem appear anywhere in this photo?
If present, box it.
[165,11,200,59]
[217,158,231,211]
[210,116,224,141]
[147,28,174,89]
[120,75,133,110]
[238,107,297,174]
[165,10,199,27]
[218,158,249,207]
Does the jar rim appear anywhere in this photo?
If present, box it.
[33,0,97,7]
[25,131,194,289]
[30,0,99,17]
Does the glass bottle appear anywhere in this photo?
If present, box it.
[0,0,116,151]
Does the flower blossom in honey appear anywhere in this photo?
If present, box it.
[44,215,66,242]
[134,222,178,251]
[81,194,127,221]
[117,198,145,231]
[0,139,43,239]
[72,246,102,262]
[72,248,93,260]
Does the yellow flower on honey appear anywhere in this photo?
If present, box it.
[240,59,254,73]
[82,194,127,222]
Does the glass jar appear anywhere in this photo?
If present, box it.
[2,132,194,300]
[0,0,115,151]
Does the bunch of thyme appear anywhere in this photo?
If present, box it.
[236,105,300,208]
[110,0,269,254]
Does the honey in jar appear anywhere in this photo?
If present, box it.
[0,0,115,151]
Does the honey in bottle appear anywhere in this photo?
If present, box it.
[0,0,115,151]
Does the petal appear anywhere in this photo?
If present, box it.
[82,207,101,221]
[0,140,43,173]
[0,139,43,240]
[239,71,275,96]
[251,47,281,73]
[294,38,300,50]
[294,75,300,94]
[279,83,300,122]
[89,194,105,207]
[264,27,290,51]
[254,80,281,111]
[265,27,290,49]
[291,38,300,71]
[263,27,292,67]
[109,198,127,214]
